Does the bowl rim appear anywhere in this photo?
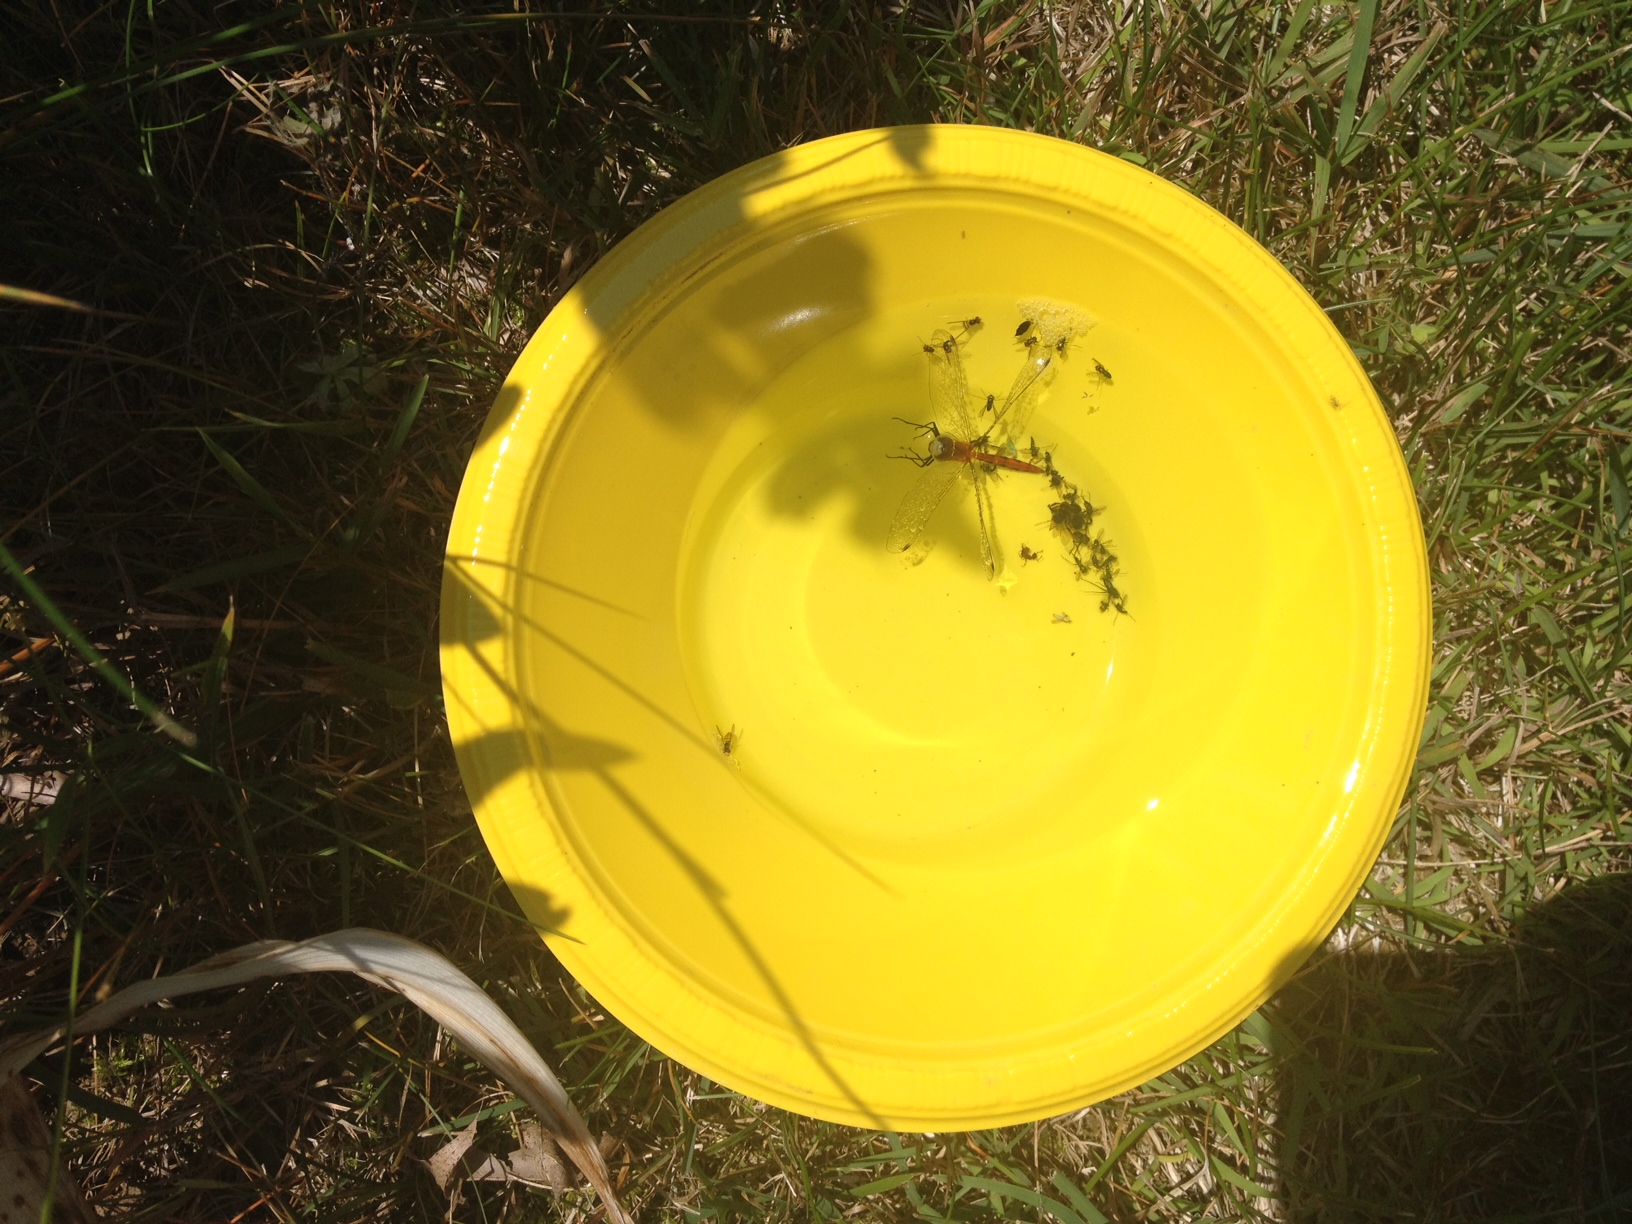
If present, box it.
[440,123,1432,1129]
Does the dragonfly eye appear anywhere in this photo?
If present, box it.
[928,434,956,461]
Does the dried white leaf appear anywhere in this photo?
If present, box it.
[427,1117,481,1192]
[0,772,64,807]
[507,1120,572,1190]
[459,1118,574,1191]
[0,1076,95,1224]
[464,1148,510,1182]
[0,928,631,1224]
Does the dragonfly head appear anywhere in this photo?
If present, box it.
[928,433,958,462]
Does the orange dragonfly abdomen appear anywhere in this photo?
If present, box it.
[927,433,1045,473]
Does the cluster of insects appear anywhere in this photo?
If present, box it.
[888,316,1056,579]
[1014,316,1074,357]
[1024,442,1127,616]
[887,307,1128,617]
[721,310,1127,769]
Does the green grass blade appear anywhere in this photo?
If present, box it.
[158,542,312,591]
[197,429,308,535]
[0,539,196,746]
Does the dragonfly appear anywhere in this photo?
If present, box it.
[886,329,1054,577]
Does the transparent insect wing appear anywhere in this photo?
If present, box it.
[970,462,1000,576]
[925,329,978,439]
[885,458,965,556]
[990,348,1054,445]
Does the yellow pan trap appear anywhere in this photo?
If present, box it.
[440,126,1430,1129]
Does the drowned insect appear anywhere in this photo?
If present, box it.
[1052,612,1073,624]
[1047,497,1094,537]
[886,329,1053,577]
[1019,544,1043,564]
[1093,359,1113,383]
[1099,573,1129,616]
[714,725,741,766]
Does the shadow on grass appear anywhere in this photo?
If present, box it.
[1268,872,1632,1221]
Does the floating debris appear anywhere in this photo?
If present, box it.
[1015,298,1095,356]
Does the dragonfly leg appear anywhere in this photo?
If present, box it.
[892,417,940,438]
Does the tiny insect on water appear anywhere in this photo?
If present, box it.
[1093,359,1113,383]
[714,725,741,764]
[1052,612,1072,624]
[1019,544,1042,564]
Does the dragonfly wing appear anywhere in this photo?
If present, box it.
[886,460,965,555]
[971,466,1000,577]
[926,329,978,438]
[990,348,1054,445]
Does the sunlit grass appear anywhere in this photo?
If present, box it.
[2,1,1629,1218]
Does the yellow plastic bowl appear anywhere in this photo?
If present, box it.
[440,126,1430,1129]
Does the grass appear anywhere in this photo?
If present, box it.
[2,0,1630,1218]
